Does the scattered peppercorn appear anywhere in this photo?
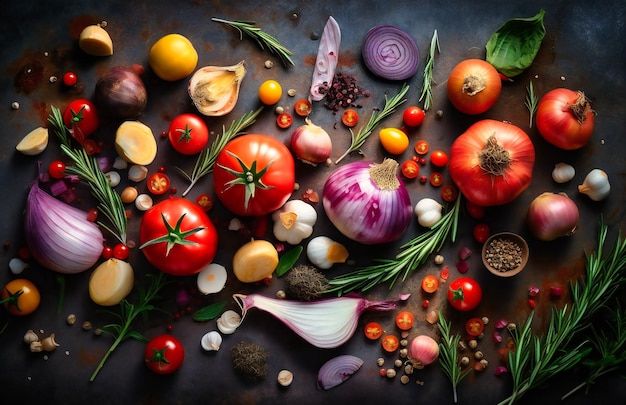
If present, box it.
[484,237,523,272]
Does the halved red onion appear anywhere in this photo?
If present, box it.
[362,25,419,80]
[317,354,364,390]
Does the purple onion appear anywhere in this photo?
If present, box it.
[362,25,419,80]
[94,66,147,118]
[317,355,363,390]
[322,159,412,245]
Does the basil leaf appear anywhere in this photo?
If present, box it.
[192,301,227,322]
[275,245,303,277]
[486,9,546,78]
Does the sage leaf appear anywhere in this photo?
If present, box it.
[486,9,546,78]
[275,245,303,277]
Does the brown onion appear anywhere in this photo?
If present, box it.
[527,192,579,241]
[94,65,147,118]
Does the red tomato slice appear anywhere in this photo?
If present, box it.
[147,173,171,195]
[276,112,293,129]
[364,321,383,340]
[341,109,359,127]
[395,311,415,330]
[382,335,399,352]
[465,317,485,336]
[294,99,312,117]
[400,160,420,179]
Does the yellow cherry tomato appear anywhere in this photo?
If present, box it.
[149,34,198,81]
[2,279,40,316]
[258,80,283,105]
[379,128,409,155]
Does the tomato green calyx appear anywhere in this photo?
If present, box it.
[478,135,511,177]
[139,213,206,256]
[176,124,193,144]
[217,150,275,212]
[449,286,465,302]
[462,75,486,96]
[146,346,171,368]
[1,288,24,312]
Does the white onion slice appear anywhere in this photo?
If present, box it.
[196,263,227,294]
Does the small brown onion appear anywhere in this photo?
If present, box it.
[408,335,439,366]
[527,192,579,241]
[290,118,332,165]
[94,66,147,118]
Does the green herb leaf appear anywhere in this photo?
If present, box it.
[525,81,539,128]
[419,30,440,111]
[275,246,303,277]
[193,301,227,322]
[486,9,546,78]
[438,312,471,403]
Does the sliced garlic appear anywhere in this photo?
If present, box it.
[306,236,349,269]
[188,61,246,116]
[200,331,222,352]
[196,263,227,294]
[217,310,242,334]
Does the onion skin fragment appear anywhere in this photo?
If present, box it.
[310,17,341,101]
[317,355,364,390]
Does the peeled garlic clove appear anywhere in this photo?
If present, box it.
[16,127,49,155]
[79,24,113,56]
[277,369,294,387]
[306,236,349,269]
[41,333,60,352]
[188,61,246,116]
[552,163,575,183]
[200,330,222,352]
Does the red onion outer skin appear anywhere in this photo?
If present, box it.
[323,161,412,245]
[24,184,104,274]
[362,25,419,81]
[527,192,579,241]
[94,66,147,118]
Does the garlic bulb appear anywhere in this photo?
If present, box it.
[272,200,317,244]
[578,169,610,201]
[414,198,443,228]
[306,236,349,269]
[551,163,575,183]
[188,61,246,116]
[200,331,222,352]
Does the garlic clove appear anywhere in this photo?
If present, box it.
[30,341,44,352]
[128,165,148,182]
[578,168,610,201]
[24,329,39,344]
[551,163,575,183]
[135,194,153,211]
[105,171,121,187]
[200,330,222,352]
[16,127,49,155]
[41,333,60,352]
[277,369,294,387]
[306,236,349,270]
[188,61,246,117]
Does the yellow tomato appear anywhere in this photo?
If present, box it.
[258,80,282,105]
[379,128,409,155]
[149,34,198,81]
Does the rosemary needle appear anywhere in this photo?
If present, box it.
[419,29,440,111]
[525,80,539,128]
[438,312,470,404]
[212,18,295,67]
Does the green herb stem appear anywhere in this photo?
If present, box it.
[327,195,460,296]
[212,18,294,67]
[335,83,409,164]
[419,30,440,111]
[525,81,538,128]
[438,312,470,403]
[178,107,263,196]
[48,106,127,244]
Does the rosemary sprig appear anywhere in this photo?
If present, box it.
[525,80,538,128]
[178,107,263,196]
[335,83,409,164]
[327,195,460,296]
[48,106,127,243]
[499,220,626,404]
[561,302,626,400]
[438,312,471,404]
[90,272,169,381]
[212,18,294,67]
[419,30,440,111]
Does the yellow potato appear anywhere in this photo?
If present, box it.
[79,25,113,56]
[115,121,157,165]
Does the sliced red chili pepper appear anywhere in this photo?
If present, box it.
[147,173,171,195]
[414,140,429,155]
[195,194,213,211]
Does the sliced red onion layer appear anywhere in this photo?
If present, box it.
[310,16,341,101]
[362,25,419,80]
[317,354,364,390]
[24,183,104,274]
[233,293,398,349]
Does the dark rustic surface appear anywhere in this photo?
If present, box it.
[0,1,624,404]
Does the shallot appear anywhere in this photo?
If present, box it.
[408,335,439,366]
[527,192,579,241]
[94,66,147,118]
[290,118,332,165]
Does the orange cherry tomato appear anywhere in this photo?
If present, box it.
[294,99,312,116]
[382,335,400,352]
[2,279,40,316]
[341,109,359,127]
[395,311,415,330]
[364,321,383,340]
[421,274,440,293]
[400,160,420,179]
[258,80,282,105]
[465,317,485,337]
[414,140,429,155]
[430,150,449,167]
[147,173,171,195]
[441,184,458,202]
[379,128,409,155]
[276,112,293,129]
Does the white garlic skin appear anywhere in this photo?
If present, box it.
[578,169,610,201]
[552,163,575,183]
[200,331,222,352]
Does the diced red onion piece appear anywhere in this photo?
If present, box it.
[50,180,68,196]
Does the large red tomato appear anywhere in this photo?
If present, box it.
[139,198,218,276]
[144,334,185,375]
[447,277,482,311]
[213,134,295,216]
[449,119,535,206]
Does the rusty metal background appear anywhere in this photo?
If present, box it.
[0,0,624,404]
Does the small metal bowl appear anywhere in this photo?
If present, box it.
[482,232,529,277]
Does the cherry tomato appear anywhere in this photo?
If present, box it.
[276,112,293,129]
[421,274,440,293]
[101,246,113,259]
[258,80,282,105]
[294,99,312,116]
[195,194,213,211]
[473,223,491,243]
[2,279,40,316]
[144,334,185,374]
[395,311,415,330]
[379,128,409,155]
[440,266,450,281]
[465,317,485,337]
[414,140,429,155]
[113,243,130,260]
[403,106,425,127]
[430,172,443,187]
[48,160,66,179]
[382,335,400,352]
[63,99,99,145]
[147,173,171,195]
[364,321,383,340]
[447,277,483,311]
[430,150,449,167]
[400,160,420,179]
[441,184,458,202]
[341,109,359,127]
[466,200,485,219]
[62,71,77,87]
[168,113,209,155]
